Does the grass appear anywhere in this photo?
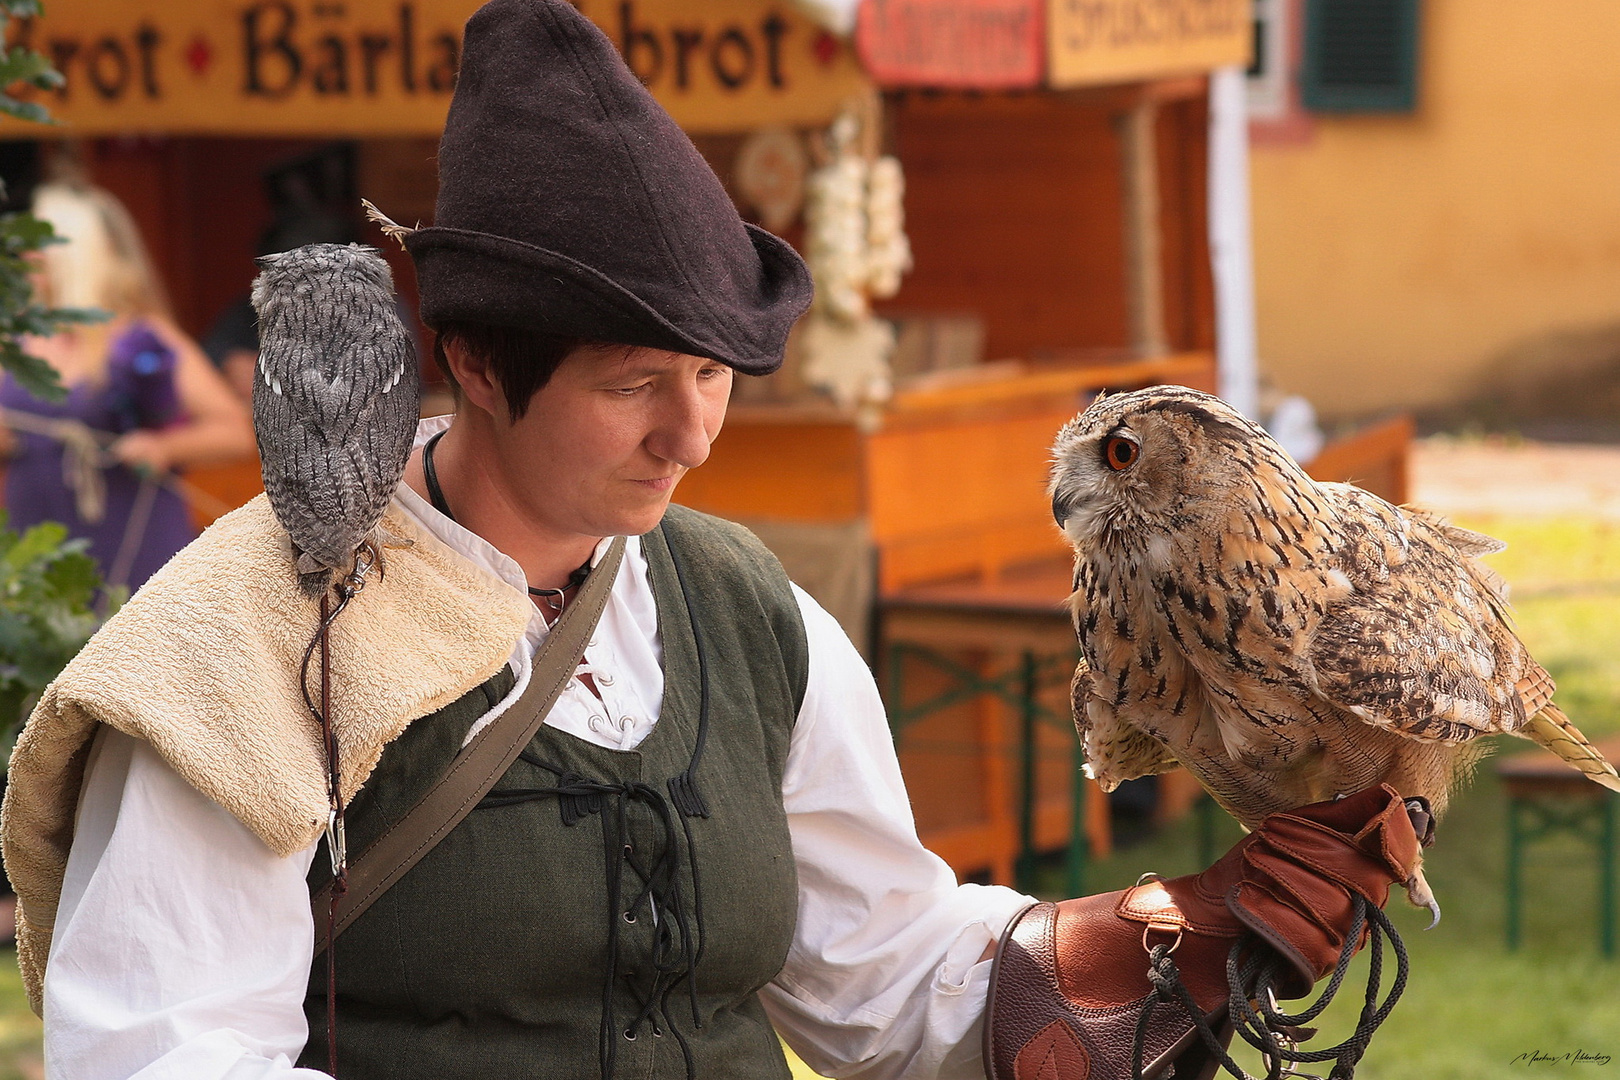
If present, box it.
[0,954,39,1080]
[1471,515,1620,742]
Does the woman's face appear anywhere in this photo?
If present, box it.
[484,344,734,541]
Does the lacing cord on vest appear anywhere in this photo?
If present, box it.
[1129,895,1410,1080]
[474,526,714,1080]
[481,758,706,1079]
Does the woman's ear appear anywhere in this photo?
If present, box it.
[440,337,506,420]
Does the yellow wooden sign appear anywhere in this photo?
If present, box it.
[2,0,871,137]
[1046,0,1251,87]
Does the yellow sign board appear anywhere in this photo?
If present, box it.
[1047,0,1250,87]
[2,0,871,137]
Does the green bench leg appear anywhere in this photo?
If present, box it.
[1067,739,1087,897]
[1197,794,1217,870]
[1506,796,1522,951]
[1601,794,1616,958]
[1015,651,1037,892]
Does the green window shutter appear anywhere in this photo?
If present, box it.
[1301,0,1420,112]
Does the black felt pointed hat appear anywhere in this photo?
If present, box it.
[405,0,813,374]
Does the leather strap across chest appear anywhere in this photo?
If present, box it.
[310,534,626,956]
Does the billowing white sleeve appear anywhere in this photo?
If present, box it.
[45,727,331,1080]
[764,585,1037,1080]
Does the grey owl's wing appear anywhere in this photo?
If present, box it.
[1304,483,1532,743]
[256,279,418,564]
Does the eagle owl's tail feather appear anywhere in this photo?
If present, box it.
[1525,705,1620,793]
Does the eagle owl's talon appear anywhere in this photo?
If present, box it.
[1405,871,1442,929]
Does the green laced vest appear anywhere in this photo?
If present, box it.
[299,507,809,1079]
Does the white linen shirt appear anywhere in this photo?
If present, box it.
[42,417,1035,1080]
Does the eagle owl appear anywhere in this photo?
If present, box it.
[1050,385,1619,917]
[251,243,420,596]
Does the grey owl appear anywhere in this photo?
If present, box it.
[251,243,420,597]
[1049,385,1619,916]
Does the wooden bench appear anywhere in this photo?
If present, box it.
[1495,736,1620,955]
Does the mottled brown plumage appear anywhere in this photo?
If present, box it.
[1050,386,1619,915]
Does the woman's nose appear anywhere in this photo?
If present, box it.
[646,381,716,469]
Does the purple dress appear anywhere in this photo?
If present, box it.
[0,323,198,590]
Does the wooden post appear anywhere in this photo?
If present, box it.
[1119,100,1169,359]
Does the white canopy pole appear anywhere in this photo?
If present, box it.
[1207,65,1260,418]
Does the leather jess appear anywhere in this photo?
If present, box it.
[983,785,1424,1080]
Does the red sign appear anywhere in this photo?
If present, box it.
[855,0,1044,88]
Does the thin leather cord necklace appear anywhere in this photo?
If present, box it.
[422,429,591,613]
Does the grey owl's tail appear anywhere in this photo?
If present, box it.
[298,569,337,598]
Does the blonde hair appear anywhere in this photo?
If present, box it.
[31,182,170,319]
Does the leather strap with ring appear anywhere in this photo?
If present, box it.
[309,532,626,955]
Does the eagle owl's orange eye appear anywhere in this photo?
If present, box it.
[1104,436,1139,471]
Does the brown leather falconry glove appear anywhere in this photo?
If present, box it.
[983,784,1424,1080]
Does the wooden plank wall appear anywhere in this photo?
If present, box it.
[877,89,1215,363]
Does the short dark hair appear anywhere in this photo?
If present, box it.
[432,322,584,421]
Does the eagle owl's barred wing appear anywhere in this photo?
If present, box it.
[1517,659,1557,717]
[1404,505,1513,606]
[1402,508,1507,558]
[1070,653,1091,725]
[1305,484,1528,742]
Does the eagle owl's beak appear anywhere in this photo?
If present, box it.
[1052,491,1074,530]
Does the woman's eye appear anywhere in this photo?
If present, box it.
[1103,436,1140,471]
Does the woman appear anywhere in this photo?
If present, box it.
[0,5,1410,1079]
[0,182,253,590]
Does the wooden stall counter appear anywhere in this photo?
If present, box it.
[680,352,1218,590]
